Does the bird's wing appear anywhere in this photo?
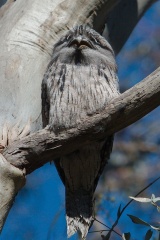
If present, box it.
[93,135,114,191]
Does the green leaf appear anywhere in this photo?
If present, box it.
[145,229,153,240]
[122,232,131,240]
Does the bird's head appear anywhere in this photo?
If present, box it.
[51,25,116,70]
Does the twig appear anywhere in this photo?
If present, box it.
[104,175,160,239]
[93,217,122,237]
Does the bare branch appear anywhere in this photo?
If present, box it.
[3,67,160,174]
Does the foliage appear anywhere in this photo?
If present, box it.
[90,177,160,239]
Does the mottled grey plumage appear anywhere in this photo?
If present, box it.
[42,25,119,239]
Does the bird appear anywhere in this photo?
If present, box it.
[41,25,119,239]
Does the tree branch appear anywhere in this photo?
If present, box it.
[102,0,157,54]
[3,67,160,174]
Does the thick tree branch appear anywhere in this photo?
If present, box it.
[3,67,160,174]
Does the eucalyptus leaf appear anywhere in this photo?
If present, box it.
[145,229,153,240]
[129,196,151,202]
[122,232,131,240]
[157,206,160,213]
[128,214,150,226]
[128,214,160,231]
[151,194,156,200]
[152,197,160,203]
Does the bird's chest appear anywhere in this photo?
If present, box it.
[47,64,118,130]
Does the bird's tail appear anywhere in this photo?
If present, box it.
[66,188,94,239]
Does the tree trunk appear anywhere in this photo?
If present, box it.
[0,154,25,232]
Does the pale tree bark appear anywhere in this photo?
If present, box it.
[0,0,158,234]
[0,154,25,232]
